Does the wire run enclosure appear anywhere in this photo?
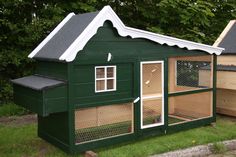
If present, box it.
[168,55,213,125]
[75,103,134,144]
[73,55,214,147]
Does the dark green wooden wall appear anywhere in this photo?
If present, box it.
[71,63,134,107]
[13,84,43,114]
[71,21,209,108]
[13,84,67,117]
[38,112,70,151]
[44,85,68,115]
[74,21,208,65]
[36,61,68,80]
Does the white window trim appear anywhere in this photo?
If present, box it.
[95,65,116,93]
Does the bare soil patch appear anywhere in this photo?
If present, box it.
[0,114,37,126]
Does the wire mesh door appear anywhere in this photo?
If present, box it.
[140,61,164,129]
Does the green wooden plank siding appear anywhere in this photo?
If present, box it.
[38,112,70,148]
[13,84,68,117]
[44,85,68,115]
[13,84,44,115]
[71,21,209,109]
[36,61,68,80]
[72,63,134,108]
[74,21,208,65]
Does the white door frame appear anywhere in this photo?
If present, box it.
[140,61,164,129]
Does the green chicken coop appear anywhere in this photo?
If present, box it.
[12,5,224,153]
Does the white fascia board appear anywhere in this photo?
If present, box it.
[123,26,224,55]
[59,6,126,62]
[213,20,236,47]
[59,6,224,62]
[28,12,75,58]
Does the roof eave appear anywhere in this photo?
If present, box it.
[59,6,224,62]
[28,5,225,62]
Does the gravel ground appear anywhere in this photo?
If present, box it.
[208,150,236,157]
[151,139,236,157]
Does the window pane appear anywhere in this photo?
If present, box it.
[107,67,114,78]
[96,68,105,78]
[96,80,105,91]
[107,79,114,90]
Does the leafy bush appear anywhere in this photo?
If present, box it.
[0,80,13,104]
[0,103,30,117]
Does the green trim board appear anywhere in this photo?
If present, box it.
[213,55,217,121]
[168,88,213,97]
[164,58,169,129]
[38,131,71,153]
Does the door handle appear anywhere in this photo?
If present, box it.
[133,97,140,103]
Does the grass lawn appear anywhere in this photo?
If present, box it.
[0,115,236,157]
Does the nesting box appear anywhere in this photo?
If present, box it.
[12,6,224,153]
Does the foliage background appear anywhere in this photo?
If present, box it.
[1,0,236,104]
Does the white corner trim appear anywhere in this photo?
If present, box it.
[28,12,75,58]
[213,20,236,47]
[59,5,224,62]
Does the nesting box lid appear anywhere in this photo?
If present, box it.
[11,75,66,91]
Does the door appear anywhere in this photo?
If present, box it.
[140,61,164,129]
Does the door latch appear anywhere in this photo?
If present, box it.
[133,97,140,103]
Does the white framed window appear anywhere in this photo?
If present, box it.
[95,66,116,92]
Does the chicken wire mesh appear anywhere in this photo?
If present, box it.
[176,60,211,87]
[142,98,163,126]
[75,103,133,144]
[169,56,212,93]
